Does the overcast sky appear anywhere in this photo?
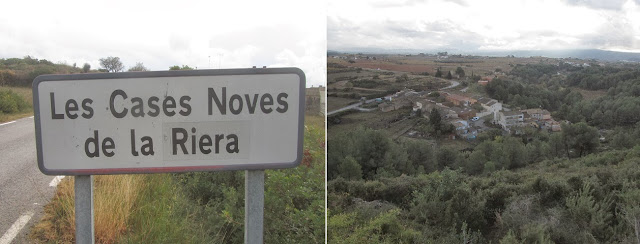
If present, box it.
[328,0,640,53]
[0,0,326,87]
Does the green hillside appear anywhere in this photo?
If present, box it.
[0,56,84,86]
[328,59,640,243]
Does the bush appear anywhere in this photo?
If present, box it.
[410,170,487,233]
[530,176,570,207]
[170,116,326,243]
[0,89,29,113]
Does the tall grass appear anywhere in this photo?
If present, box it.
[31,176,75,243]
[94,175,144,243]
[31,175,147,243]
[31,175,218,243]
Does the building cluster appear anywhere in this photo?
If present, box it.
[377,89,562,138]
[496,108,562,133]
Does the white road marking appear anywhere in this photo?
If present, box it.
[49,176,65,187]
[0,121,16,126]
[0,211,34,244]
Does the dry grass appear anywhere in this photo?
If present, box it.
[0,86,33,106]
[94,175,144,243]
[30,175,146,244]
[0,111,33,123]
[31,176,75,243]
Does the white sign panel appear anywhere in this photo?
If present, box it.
[33,68,305,175]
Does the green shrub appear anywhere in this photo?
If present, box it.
[329,208,420,244]
[170,117,325,243]
[565,183,614,242]
[530,176,570,207]
[0,89,29,113]
[410,170,487,234]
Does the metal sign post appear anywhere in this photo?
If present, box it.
[74,175,94,244]
[244,170,264,244]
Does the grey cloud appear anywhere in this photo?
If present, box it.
[579,17,637,48]
[329,0,640,52]
[329,16,484,51]
[369,0,466,8]
[442,0,468,6]
[328,17,366,49]
[421,20,458,33]
[561,0,631,11]
[370,0,416,8]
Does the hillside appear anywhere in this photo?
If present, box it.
[0,56,84,86]
[327,55,640,243]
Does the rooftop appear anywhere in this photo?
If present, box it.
[446,93,475,102]
[502,110,523,116]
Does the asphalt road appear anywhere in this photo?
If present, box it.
[327,98,377,116]
[441,80,460,90]
[0,116,60,244]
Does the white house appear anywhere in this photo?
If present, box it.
[477,97,503,121]
[497,110,524,132]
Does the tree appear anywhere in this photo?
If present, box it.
[549,132,564,158]
[436,147,460,170]
[0,70,18,86]
[455,67,465,78]
[82,63,91,73]
[337,156,362,180]
[446,71,453,80]
[499,136,526,169]
[435,68,443,78]
[562,122,599,158]
[405,140,436,173]
[128,62,149,72]
[99,56,124,72]
[619,184,640,244]
[429,108,442,132]
[169,65,194,71]
[465,150,486,175]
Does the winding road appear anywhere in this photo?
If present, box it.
[327,79,461,115]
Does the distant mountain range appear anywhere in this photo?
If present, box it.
[328,49,640,62]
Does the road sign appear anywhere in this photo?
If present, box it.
[33,68,305,175]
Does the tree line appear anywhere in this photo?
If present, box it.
[0,56,197,87]
[484,63,640,128]
[328,120,605,181]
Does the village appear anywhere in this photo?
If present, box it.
[325,52,576,142]
[373,86,563,140]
